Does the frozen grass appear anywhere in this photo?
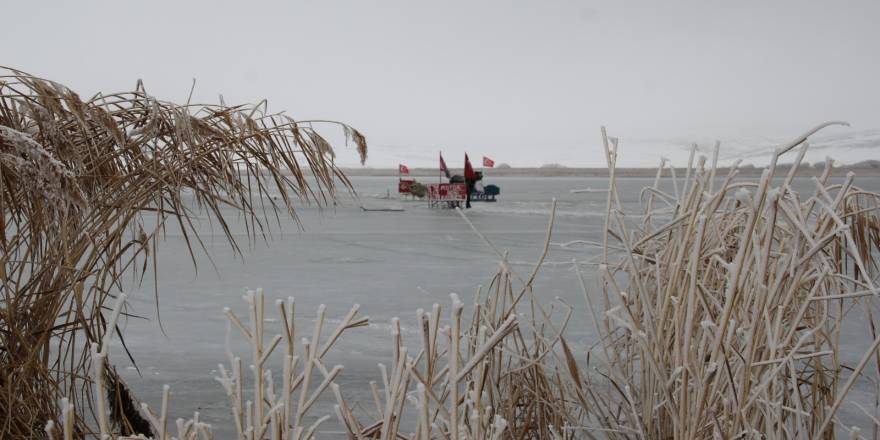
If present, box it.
[564,123,880,439]
[35,122,880,439]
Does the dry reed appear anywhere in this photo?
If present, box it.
[0,66,366,438]
[561,123,880,439]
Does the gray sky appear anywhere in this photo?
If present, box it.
[3,0,879,167]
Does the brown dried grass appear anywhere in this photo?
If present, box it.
[0,66,366,438]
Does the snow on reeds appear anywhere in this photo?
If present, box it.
[0,66,366,438]
[566,122,880,439]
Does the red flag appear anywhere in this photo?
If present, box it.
[464,154,475,180]
[399,164,409,174]
[439,152,450,178]
[482,156,495,168]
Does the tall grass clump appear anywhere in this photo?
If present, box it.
[0,66,366,438]
[563,123,880,438]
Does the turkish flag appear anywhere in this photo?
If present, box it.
[482,156,495,168]
[464,154,475,180]
[399,164,409,174]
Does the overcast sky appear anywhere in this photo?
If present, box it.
[3,0,879,167]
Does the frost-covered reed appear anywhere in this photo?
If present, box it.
[562,122,880,439]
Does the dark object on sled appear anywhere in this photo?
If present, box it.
[471,184,500,202]
[409,182,427,198]
[399,179,426,199]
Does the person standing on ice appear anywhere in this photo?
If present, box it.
[449,154,482,208]
[464,154,478,208]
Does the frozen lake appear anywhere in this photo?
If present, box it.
[114,175,880,437]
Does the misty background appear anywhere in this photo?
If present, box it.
[2,0,878,168]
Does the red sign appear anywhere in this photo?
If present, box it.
[427,183,467,201]
[483,156,494,168]
[398,179,414,193]
[399,164,410,174]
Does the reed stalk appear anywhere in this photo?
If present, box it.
[563,124,880,439]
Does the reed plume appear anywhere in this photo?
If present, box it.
[0,66,366,438]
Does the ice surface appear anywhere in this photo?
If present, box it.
[111,175,880,437]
